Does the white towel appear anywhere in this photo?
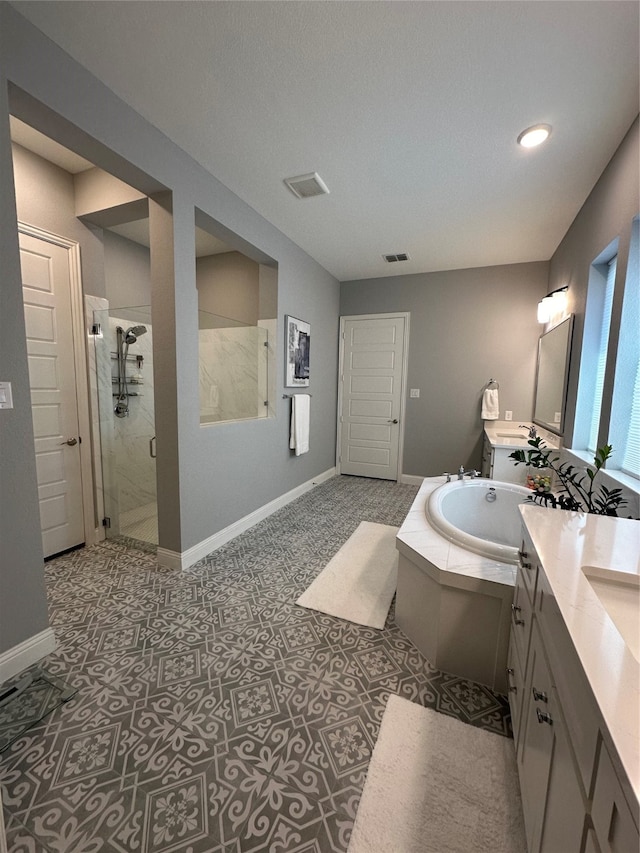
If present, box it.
[289,393,310,456]
[481,388,500,420]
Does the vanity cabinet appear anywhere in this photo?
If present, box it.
[482,433,529,484]
[510,527,639,853]
[518,622,586,852]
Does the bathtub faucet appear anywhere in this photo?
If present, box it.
[458,466,480,480]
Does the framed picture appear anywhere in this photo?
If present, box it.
[285,315,310,387]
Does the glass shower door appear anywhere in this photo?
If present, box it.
[93,305,158,545]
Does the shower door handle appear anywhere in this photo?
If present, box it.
[149,436,157,458]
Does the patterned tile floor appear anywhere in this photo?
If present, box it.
[1,475,511,853]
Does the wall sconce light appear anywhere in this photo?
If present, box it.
[537,286,568,324]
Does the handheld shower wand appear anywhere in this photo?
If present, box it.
[114,325,147,417]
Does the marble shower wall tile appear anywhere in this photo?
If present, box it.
[199,326,268,424]
[108,317,157,518]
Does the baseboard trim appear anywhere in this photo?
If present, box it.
[0,628,57,685]
[400,474,425,486]
[157,467,337,571]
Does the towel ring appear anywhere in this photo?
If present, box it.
[485,379,499,390]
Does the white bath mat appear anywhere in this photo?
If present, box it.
[296,521,398,629]
[348,694,527,853]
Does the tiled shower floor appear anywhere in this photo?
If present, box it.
[119,501,159,546]
[1,475,511,852]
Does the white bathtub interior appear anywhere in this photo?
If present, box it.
[427,479,531,563]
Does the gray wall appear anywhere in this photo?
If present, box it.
[103,230,151,310]
[0,90,50,656]
[197,252,259,326]
[0,3,340,658]
[12,142,105,297]
[548,117,639,451]
[340,262,549,477]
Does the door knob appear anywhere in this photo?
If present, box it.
[388,419,399,424]
[61,437,78,446]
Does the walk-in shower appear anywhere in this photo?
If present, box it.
[114,324,148,418]
[93,306,157,545]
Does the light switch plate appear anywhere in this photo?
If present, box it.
[505,410,512,421]
[0,381,13,409]
[409,389,420,398]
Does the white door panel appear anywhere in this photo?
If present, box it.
[339,315,407,480]
[20,232,85,557]
[347,446,391,466]
[351,350,396,369]
[348,423,392,442]
[350,375,395,394]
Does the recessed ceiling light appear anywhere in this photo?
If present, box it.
[517,124,552,148]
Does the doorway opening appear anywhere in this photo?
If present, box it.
[10,114,163,551]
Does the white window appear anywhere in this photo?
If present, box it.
[573,247,617,453]
[609,217,640,478]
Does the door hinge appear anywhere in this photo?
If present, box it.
[102,517,111,528]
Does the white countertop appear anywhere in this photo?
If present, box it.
[520,504,640,800]
[484,420,561,450]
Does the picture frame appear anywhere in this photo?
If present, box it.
[285,315,310,387]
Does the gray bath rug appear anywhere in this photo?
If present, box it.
[0,668,77,753]
[348,694,526,853]
[296,520,399,628]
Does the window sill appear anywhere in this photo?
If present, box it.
[564,448,640,497]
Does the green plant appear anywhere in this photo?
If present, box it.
[510,437,628,516]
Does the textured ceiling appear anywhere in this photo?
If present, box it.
[10,1,640,281]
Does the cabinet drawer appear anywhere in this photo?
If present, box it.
[536,568,600,796]
[519,625,587,853]
[511,566,534,675]
[591,740,639,853]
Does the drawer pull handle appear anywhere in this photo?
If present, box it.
[511,604,524,625]
[532,687,548,703]
[536,708,553,726]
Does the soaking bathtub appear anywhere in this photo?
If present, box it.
[395,476,532,693]
[426,478,531,564]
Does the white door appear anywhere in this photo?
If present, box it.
[20,232,85,558]
[338,314,408,480]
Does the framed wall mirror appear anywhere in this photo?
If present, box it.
[533,315,574,435]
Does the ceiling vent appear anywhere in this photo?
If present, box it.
[383,252,410,263]
[284,172,330,199]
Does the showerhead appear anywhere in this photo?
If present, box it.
[124,325,147,344]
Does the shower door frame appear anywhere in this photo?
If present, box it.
[19,222,99,551]
[93,306,158,545]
